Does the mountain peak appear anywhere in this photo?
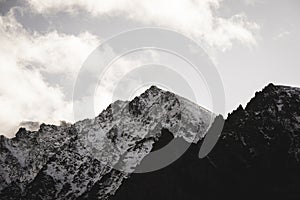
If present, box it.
[262,82,276,91]
[262,83,300,93]
[139,85,163,99]
[146,85,162,92]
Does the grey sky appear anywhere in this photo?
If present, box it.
[0,0,299,137]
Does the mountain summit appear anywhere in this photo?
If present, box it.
[0,86,214,200]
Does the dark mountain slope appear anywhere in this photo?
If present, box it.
[109,120,227,200]
[209,83,300,199]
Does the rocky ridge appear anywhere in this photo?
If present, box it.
[0,86,213,200]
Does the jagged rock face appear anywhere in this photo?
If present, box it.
[208,84,300,199]
[214,84,300,167]
[0,124,74,197]
[0,86,213,200]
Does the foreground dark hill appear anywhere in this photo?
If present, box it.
[110,83,300,200]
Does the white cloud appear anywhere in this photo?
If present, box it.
[0,11,99,137]
[0,0,261,137]
[273,31,291,41]
[26,0,259,51]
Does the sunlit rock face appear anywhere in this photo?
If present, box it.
[0,86,214,200]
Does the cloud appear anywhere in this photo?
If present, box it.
[26,0,259,51]
[273,31,291,41]
[0,0,261,137]
[0,10,151,136]
[0,11,99,137]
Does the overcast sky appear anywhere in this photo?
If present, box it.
[0,0,299,137]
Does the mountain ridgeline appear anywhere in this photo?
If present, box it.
[0,84,300,199]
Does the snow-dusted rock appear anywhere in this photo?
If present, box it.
[0,86,214,200]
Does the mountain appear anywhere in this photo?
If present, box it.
[208,83,300,199]
[0,86,214,200]
[1,84,300,200]
[109,83,300,200]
